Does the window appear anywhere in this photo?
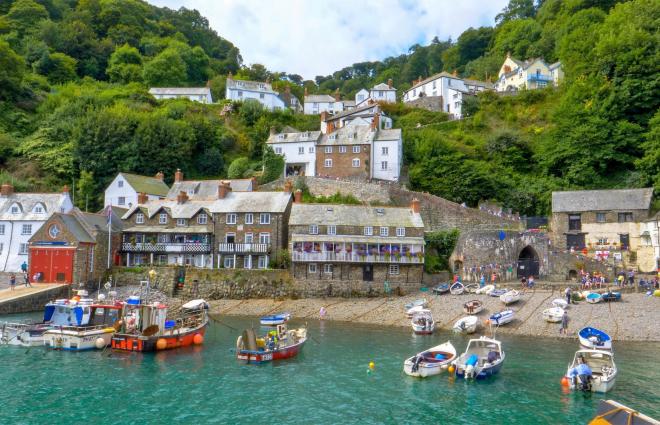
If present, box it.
[245,213,253,224]
[197,213,207,224]
[223,257,235,269]
[19,243,28,255]
[176,219,187,227]
[308,147,315,153]
[243,256,252,269]
[596,213,606,223]
[325,146,332,154]
[352,159,360,167]
[260,93,265,99]
[389,264,400,275]
[382,147,389,155]
[597,237,608,245]
[159,213,167,224]
[432,81,436,89]
[309,224,318,235]
[378,91,383,96]
[275,147,282,154]
[158,234,169,243]
[259,213,270,224]
[324,159,332,168]
[259,233,271,244]
[0,243,3,253]
[118,180,123,188]
[324,264,333,274]
[258,256,268,269]
[11,205,19,214]
[226,213,237,224]
[380,227,389,237]
[308,264,317,273]
[298,147,304,155]
[353,146,360,153]
[396,227,405,237]
[618,212,633,223]
[21,224,32,235]
[448,79,452,86]
[245,233,254,243]
[327,225,336,235]
[34,205,44,213]
[364,226,373,236]
[0,224,4,235]
[568,214,581,231]
[118,197,126,206]
[381,161,388,170]
[225,233,235,244]
[136,213,145,224]
[339,146,347,153]
[237,90,243,97]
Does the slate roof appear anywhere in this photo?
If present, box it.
[167,179,254,199]
[149,87,211,96]
[289,204,424,228]
[0,192,70,221]
[549,61,562,70]
[266,131,323,145]
[226,78,277,94]
[304,94,337,103]
[119,173,169,197]
[317,125,375,146]
[58,213,95,243]
[325,103,381,122]
[552,188,654,213]
[372,82,395,91]
[374,129,402,141]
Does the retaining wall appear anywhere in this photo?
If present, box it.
[0,285,70,315]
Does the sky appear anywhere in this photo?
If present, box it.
[148,0,509,79]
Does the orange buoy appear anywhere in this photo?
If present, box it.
[561,376,569,386]
[448,365,455,374]
[193,334,204,345]
[156,338,167,350]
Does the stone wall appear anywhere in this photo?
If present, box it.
[405,96,444,112]
[260,176,392,204]
[0,285,70,315]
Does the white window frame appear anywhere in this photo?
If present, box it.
[197,213,207,224]
[325,146,332,154]
[389,264,400,275]
[136,213,145,224]
[381,161,388,171]
[118,197,126,206]
[0,224,4,235]
[339,146,347,153]
[19,243,28,255]
[352,159,360,168]
[382,147,388,155]
[352,146,360,153]
[324,159,332,168]
[243,256,252,269]
[275,147,282,154]
[259,213,271,224]
[308,147,315,153]
[34,205,44,214]
[259,233,271,244]
[245,233,254,243]
[298,147,304,155]
[364,226,373,236]
[323,264,333,274]
[223,257,235,269]
[118,180,124,188]
[396,227,405,237]
[158,213,167,224]
[308,263,317,274]
[380,227,389,237]
[176,218,187,227]
[245,213,253,224]
[21,224,32,235]
[327,225,336,235]
[310,224,318,234]
[258,256,268,269]
[226,213,237,224]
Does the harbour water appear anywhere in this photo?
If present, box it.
[1,313,658,424]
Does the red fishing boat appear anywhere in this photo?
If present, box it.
[236,324,307,364]
[111,298,208,352]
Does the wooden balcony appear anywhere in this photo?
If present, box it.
[121,242,211,253]
[291,251,423,264]
[217,243,270,253]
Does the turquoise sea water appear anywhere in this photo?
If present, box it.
[1,313,658,425]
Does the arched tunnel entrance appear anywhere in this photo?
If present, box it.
[517,246,539,278]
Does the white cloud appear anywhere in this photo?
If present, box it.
[147,0,508,79]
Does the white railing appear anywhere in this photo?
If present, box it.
[121,242,211,253]
[218,243,270,253]
[291,251,423,264]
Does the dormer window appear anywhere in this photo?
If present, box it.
[10,204,21,214]
[278,134,284,140]
[136,213,145,224]
[159,213,168,224]
[33,203,45,214]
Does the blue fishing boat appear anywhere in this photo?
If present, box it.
[602,291,621,302]
[488,309,514,326]
[260,313,291,326]
[489,289,507,297]
[579,327,612,350]
[586,292,603,304]
[432,283,450,295]
[454,336,505,380]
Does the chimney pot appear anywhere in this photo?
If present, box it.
[371,112,380,131]
[250,176,258,191]
[155,171,164,181]
[0,183,14,197]
[294,189,303,203]
[452,69,458,77]
[174,169,183,183]
[387,79,393,89]
[62,185,69,193]
[137,192,148,204]
[177,190,188,204]
[334,88,340,102]
[411,198,421,214]
[218,181,232,199]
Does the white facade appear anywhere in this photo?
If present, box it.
[303,94,344,115]
[104,173,169,208]
[267,131,323,178]
[494,55,563,92]
[225,77,286,111]
[640,217,660,272]
[0,188,73,272]
[355,89,370,106]
[149,87,213,103]
[321,104,392,134]
[369,83,397,103]
[372,133,403,181]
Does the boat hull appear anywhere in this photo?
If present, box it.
[543,307,564,323]
[237,339,306,364]
[453,317,478,334]
[111,323,207,352]
[1,324,50,347]
[578,327,612,350]
[455,360,504,380]
[489,310,514,326]
[44,328,115,351]
[403,342,457,378]
[568,375,617,393]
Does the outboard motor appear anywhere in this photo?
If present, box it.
[577,374,592,392]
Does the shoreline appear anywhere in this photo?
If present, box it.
[208,289,660,342]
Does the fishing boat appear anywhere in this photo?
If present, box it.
[453,316,478,334]
[579,327,612,351]
[403,341,457,378]
[589,400,660,425]
[475,284,494,295]
[565,349,617,393]
[111,298,209,352]
[260,313,291,326]
[552,298,569,309]
[453,336,505,380]
[488,309,514,326]
[432,283,450,295]
[464,283,480,293]
[43,302,122,351]
[543,307,565,323]
[450,282,465,295]
[463,300,483,315]
[500,290,521,305]
[404,299,428,311]
[602,291,622,302]
[586,293,603,304]
[411,309,435,335]
[489,289,507,297]
[236,324,307,364]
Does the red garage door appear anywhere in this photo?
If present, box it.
[29,247,75,284]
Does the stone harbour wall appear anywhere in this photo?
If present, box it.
[0,285,70,315]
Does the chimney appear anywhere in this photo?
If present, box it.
[137,192,148,204]
[227,72,232,80]
[177,190,188,204]
[304,87,308,97]
[334,88,340,102]
[205,80,211,88]
[0,183,14,197]
[62,185,69,194]
[326,120,335,134]
[371,113,380,131]
[506,51,511,59]
[320,111,327,122]
[174,168,183,183]
[452,69,458,77]
[294,189,302,203]
[387,79,393,89]
[250,176,258,191]
[218,181,232,199]
[155,171,164,181]
[411,198,421,214]
[283,180,293,193]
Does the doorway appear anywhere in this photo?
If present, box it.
[363,264,373,282]
[517,246,540,278]
[619,234,629,250]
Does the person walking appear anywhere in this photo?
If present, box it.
[627,270,635,287]
[565,287,572,305]
[20,261,28,274]
[9,273,16,291]
[560,310,569,335]
[24,272,32,288]
[617,273,625,287]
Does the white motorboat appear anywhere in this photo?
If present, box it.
[552,298,569,309]
[403,341,457,378]
[453,336,505,380]
[565,349,617,393]
[453,316,478,334]
[488,309,514,326]
[463,300,483,315]
[543,307,565,323]
[411,309,435,335]
[43,302,122,351]
[475,284,494,295]
[260,313,291,326]
[450,282,465,295]
[500,290,521,305]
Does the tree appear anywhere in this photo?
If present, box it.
[496,0,537,24]
[260,146,284,184]
[636,110,660,190]
[107,44,143,83]
[492,19,542,59]
[227,157,250,178]
[0,40,25,100]
[76,170,97,211]
[142,47,187,86]
[6,0,49,34]
[34,52,77,84]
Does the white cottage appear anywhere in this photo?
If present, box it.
[225,76,286,111]
[355,80,397,107]
[495,54,563,92]
[303,92,344,115]
[149,87,213,103]
[266,130,323,177]
[104,172,169,208]
[0,184,74,272]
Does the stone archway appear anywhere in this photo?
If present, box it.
[517,246,539,278]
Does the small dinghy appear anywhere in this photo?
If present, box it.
[552,298,569,309]
[601,291,621,302]
[260,313,291,326]
[432,283,450,295]
[404,299,428,311]
[586,293,603,304]
[475,284,494,295]
[411,309,435,335]
[450,282,465,295]
[543,307,564,323]
[453,316,478,334]
[489,289,507,297]
[500,290,521,305]
[453,336,505,380]
[403,341,457,378]
[463,300,483,315]
[406,305,427,318]
[565,349,617,393]
[464,283,480,294]
[488,309,514,326]
[579,327,612,351]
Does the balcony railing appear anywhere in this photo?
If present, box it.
[218,243,270,253]
[527,74,552,82]
[291,251,424,264]
[122,242,211,253]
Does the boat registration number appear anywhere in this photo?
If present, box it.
[261,353,273,361]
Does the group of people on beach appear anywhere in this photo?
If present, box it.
[7,261,33,291]
[579,271,607,289]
